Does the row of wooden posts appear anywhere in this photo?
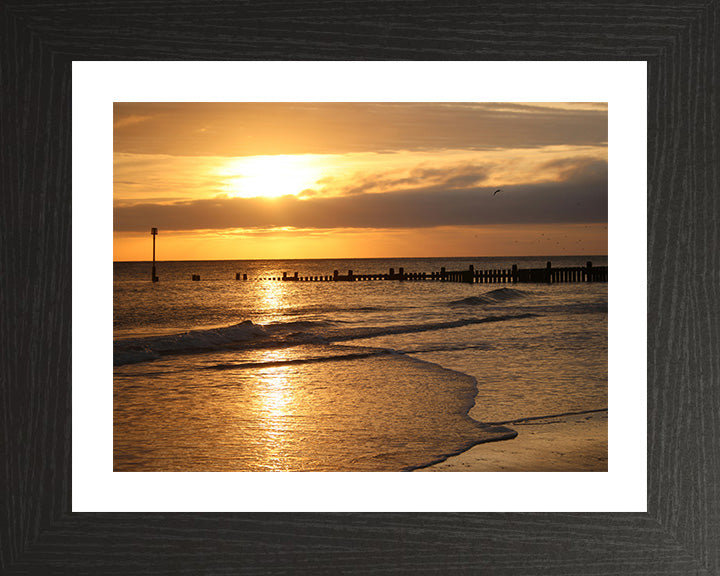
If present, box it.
[195,262,607,284]
[152,228,600,285]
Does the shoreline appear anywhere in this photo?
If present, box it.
[418,410,607,472]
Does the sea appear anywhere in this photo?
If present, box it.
[113,256,608,472]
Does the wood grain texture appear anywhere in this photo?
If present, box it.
[1,1,718,574]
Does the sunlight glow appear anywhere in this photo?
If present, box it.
[258,364,293,416]
[218,155,326,198]
[253,349,295,471]
[255,279,289,323]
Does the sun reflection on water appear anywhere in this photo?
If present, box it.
[250,348,297,470]
[254,278,290,324]
[259,364,293,414]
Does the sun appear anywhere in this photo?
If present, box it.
[217,154,326,199]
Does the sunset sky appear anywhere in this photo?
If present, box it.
[113,102,608,261]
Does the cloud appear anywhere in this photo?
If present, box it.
[113,102,608,157]
[114,161,607,232]
[332,162,493,197]
[113,114,152,129]
[538,156,608,182]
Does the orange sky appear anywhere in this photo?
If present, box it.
[114,102,608,261]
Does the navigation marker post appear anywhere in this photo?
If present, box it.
[151,227,159,282]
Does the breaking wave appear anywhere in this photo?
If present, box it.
[114,313,540,367]
[113,320,269,366]
[449,287,528,307]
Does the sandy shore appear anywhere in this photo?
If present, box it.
[420,411,607,472]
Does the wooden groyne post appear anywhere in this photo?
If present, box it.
[150,227,159,282]
[464,264,474,284]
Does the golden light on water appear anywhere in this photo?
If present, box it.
[217,155,326,198]
[237,349,295,471]
[258,364,293,415]
[257,364,293,470]
[255,279,289,323]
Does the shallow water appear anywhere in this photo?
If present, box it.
[114,256,607,471]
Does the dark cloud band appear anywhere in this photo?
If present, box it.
[114,167,607,233]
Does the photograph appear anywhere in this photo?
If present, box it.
[4,0,716,568]
[113,101,609,472]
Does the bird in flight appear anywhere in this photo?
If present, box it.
[493,189,501,196]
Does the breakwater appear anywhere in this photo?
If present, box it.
[225,261,608,284]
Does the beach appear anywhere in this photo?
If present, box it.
[421,411,608,471]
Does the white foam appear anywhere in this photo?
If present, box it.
[113,320,268,366]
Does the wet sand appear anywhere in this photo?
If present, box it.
[420,411,607,472]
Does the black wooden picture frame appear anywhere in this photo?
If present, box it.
[2,2,718,574]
